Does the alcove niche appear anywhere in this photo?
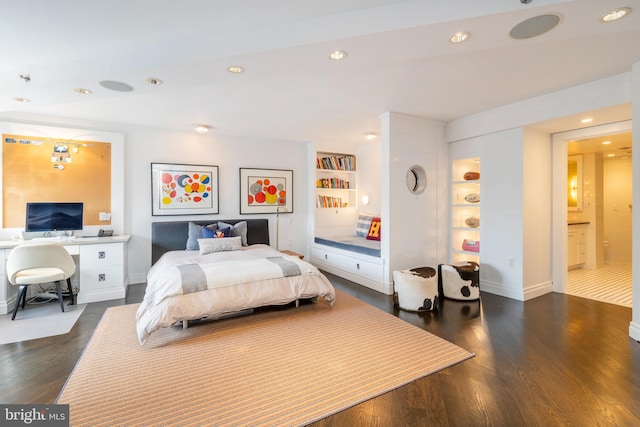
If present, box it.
[0,122,124,237]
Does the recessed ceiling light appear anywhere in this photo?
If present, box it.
[13,97,30,103]
[607,154,616,157]
[581,118,594,123]
[601,7,631,23]
[449,32,470,43]
[227,65,244,74]
[329,50,347,60]
[145,77,163,85]
[74,88,92,94]
[602,141,611,145]
[510,14,561,39]
[364,132,377,140]
[196,125,211,133]
[99,80,134,92]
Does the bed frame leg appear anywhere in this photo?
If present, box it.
[182,319,189,329]
[296,299,299,308]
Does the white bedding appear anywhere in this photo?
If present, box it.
[136,244,335,344]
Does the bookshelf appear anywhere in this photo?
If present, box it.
[315,152,357,209]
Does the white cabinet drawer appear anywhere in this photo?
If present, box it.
[79,265,124,291]
[311,246,383,283]
[80,243,123,267]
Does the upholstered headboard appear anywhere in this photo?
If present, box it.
[151,219,270,265]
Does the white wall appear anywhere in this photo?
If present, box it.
[476,128,525,299]
[447,72,632,143]
[603,157,633,264]
[630,61,640,342]
[522,128,552,298]
[357,140,382,217]
[380,112,447,280]
[125,127,311,283]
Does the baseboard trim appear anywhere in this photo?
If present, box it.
[128,273,147,285]
[523,281,553,301]
[480,279,525,301]
[629,321,640,342]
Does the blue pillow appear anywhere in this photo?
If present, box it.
[202,226,230,239]
[186,222,217,250]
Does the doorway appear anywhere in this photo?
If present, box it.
[552,121,633,308]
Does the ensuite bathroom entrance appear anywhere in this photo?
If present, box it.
[559,124,632,307]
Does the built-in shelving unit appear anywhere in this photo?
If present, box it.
[315,152,357,209]
[451,157,480,264]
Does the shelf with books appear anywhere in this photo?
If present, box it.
[316,151,357,209]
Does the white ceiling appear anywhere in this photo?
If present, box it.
[1,0,639,146]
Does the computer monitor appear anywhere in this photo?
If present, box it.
[25,202,84,232]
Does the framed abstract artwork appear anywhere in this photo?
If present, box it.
[239,168,293,214]
[151,163,219,215]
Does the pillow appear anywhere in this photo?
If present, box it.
[217,221,248,246]
[186,222,218,250]
[355,213,374,237]
[198,236,242,255]
[202,226,230,239]
[366,217,381,241]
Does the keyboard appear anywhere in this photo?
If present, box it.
[31,236,77,241]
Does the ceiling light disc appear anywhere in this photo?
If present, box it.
[449,32,470,43]
[99,80,134,92]
[13,97,31,103]
[227,66,244,73]
[510,14,561,39]
[145,77,163,85]
[601,7,631,22]
[74,88,92,94]
[329,50,347,60]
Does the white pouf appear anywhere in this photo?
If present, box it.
[438,262,480,300]
[393,267,439,311]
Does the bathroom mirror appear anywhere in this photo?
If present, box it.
[406,165,427,195]
[567,155,582,211]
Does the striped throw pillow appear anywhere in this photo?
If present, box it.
[355,213,374,237]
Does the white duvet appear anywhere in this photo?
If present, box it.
[136,244,335,344]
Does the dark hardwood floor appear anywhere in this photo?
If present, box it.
[2,272,640,426]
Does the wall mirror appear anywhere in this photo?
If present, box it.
[567,154,582,211]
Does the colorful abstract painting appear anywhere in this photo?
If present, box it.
[151,163,219,215]
[240,168,293,214]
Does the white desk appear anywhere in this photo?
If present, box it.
[0,235,130,315]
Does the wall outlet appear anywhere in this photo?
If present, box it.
[507,258,515,268]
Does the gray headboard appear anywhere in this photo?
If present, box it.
[151,219,270,265]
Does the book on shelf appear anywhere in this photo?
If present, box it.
[316,178,350,189]
[316,195,346,208]
[316,154,356,171]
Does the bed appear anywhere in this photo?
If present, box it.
[137,219,335,344]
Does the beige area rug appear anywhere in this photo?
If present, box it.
[57,290,474,426]
[0,301,85,345]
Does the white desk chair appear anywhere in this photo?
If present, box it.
[6,243,76,320]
